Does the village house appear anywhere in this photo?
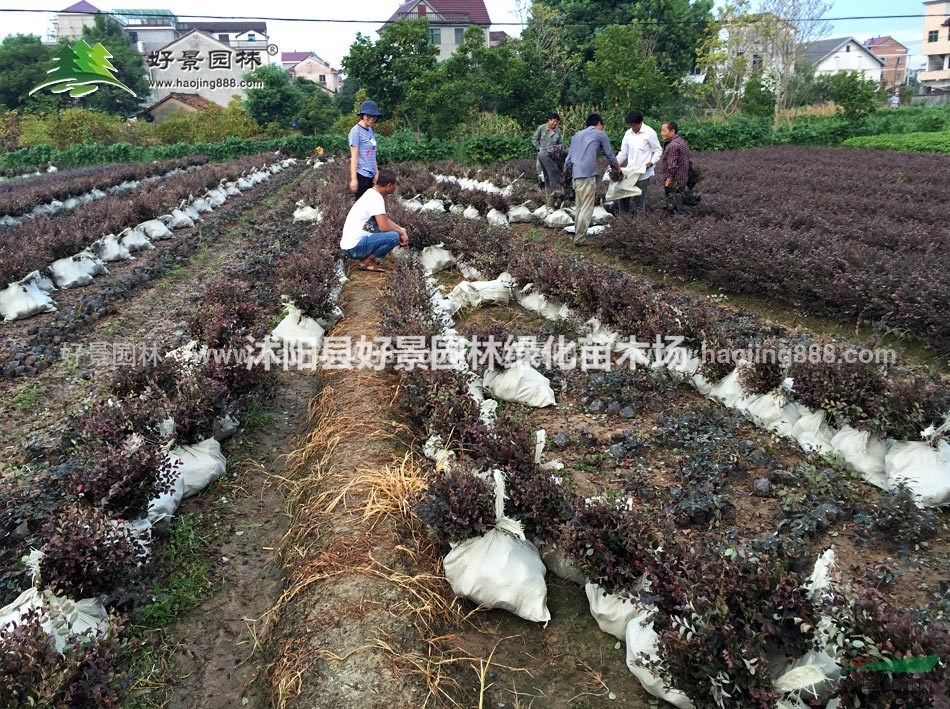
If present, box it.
[864,36,910,91]
[380,0,492,60]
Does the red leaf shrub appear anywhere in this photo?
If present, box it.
[38,505,140,598]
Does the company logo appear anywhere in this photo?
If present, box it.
[29,40,135,98]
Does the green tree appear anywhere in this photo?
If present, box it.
[296,83,343,134]
[0,34,67,113]
[341,19,438,124]
[79,15,148,114]
[586,24,670,112]
[531,0,713,90]
[740,74,775,117]
[242,64,305,129]
[817,71,881,121]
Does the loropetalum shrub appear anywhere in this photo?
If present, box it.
[788,349,886,428]
[505,469,573,543]
[81,386,173,448]
[831,585,950,708]
[0,605,126,707]
[737,341,788,395]
[189,279,269,402]
[38,505,140,598]
[414,470,496,545]
[277,242,338,320]
[647,540,819,709]
[557,498,665,598]
[73,444,178,520]
[855,482,938,550]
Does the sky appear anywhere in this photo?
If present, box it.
[0,0,933,69]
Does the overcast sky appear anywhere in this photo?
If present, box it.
[0,0,930,69]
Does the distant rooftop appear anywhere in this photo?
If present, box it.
[111,8,175,26]
[60,1,100,13]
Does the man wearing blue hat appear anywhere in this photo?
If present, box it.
[349,100,382,200]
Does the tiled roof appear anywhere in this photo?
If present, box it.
[282,51,311,63]
[385,0,491,25]
[164,92,213,110]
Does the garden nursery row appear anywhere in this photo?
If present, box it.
[276,159,949,707]
[0,148,945,707]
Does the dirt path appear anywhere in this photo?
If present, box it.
[262,270,652,708]
[162,370,312,708]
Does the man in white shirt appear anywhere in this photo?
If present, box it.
[340,169,408,272]
[615,110,663,215]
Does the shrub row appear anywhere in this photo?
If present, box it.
[377,209,949,708]
[0,152,273,287]
[388,186,949,442]
[0,155,208,218]
[601,146,950,357]
[842,131,950,153]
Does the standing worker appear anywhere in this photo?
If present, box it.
[660,120,691,215]
[616,110,662,215]
[349,100,382,200]
[564,113,619,246]
[532,112,563,190]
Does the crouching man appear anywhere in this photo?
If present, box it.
[340,169,408,272]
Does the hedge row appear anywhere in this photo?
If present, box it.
[842,131,950,153]
[4,105,949,171]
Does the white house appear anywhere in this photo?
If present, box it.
[51,0,100,41]
[800,37,884,81]
[111,8,177,56]
[381,0,491,61]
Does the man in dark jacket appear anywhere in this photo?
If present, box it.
[660,120,690,215]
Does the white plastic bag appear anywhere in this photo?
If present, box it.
[271,302,326,359]
[448,279,512,309]
[463,205,481,220]
[586,582,643,641]
[791,409,837,455]
[443,472,551,623]
[89,234,133,263]
[165,208,195,229]
[745,392,786,430]
[539,543,586,586]
[773,650,841,703]
[544,209,574,228]
[49,251,108,289]
[0,272,58,321]
[421,199,446,213]
[625,607,694,708]
[400,197,423,212]
[420,245,456,274]
[604,167,643,203]
[507,205,534,223]
[0,587,109,654]
[708,368,747,408]
[830,426,887,489]
[590,205,613,225]
[168,438,227,499]
[293,204,323,223]
[884,439,950,507]
[147,467,185,523]
[120,227,154,253]
[482,362,556,408]
[515,285,572,321]
[487,208,509,226]
[532,204,553,221]
[138,219,174,240]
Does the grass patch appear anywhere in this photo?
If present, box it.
[13,384,41,410]
[133,514,216,629]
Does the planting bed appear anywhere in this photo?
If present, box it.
[257,159,947,708]
[1,148,948,708]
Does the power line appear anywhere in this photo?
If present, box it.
[0,8,944,27]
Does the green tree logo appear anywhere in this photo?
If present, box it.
[29,40,136,98]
